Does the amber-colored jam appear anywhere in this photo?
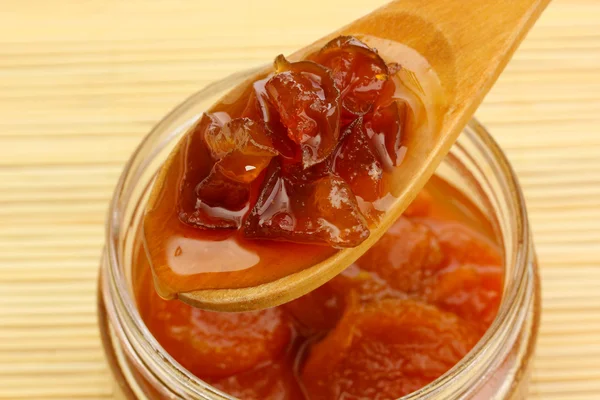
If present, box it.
[135,177,503,399]
[144,36,444,296]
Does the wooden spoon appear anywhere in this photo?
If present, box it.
[145,0,550,311]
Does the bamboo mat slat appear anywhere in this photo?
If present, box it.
[0,0,599,398]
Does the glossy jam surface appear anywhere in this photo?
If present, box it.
[180,37,401,238]
[135,177,504,399]
[144,35,443,296]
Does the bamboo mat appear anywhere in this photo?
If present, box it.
[0,0,599,398]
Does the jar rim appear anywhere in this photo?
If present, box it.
[102,70,532,399]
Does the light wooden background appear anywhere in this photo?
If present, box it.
[0,0,599,398]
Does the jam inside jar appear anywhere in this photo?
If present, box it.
[98,65,540,400]
[133,175,504,400]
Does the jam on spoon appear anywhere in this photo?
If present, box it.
[144,35,441,302]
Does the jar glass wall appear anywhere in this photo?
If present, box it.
[98,69,540,400]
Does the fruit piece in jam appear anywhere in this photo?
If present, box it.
[265,55,341,167]
[312,36,395,119]
[137,260,293,379]
[243,78,298,159]
[423,263,503,333]
[204,117,278,183]
[178,114,279,229]
[301,299,480,399]
[186,168,250,229]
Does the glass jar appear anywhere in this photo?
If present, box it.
[97,68,540,400]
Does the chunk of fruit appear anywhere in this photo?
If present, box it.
[265,55,341,167]
[209,358,304,400]
[243,78,299,159]
[355,216,444,293]
[243,160,369,248]
[180,168,249,229]
[332,118,384,202]
[423,264,503,332]
[313,36,395,118]
[179,117,280,229]
[365,101,407,169]
[178,115,249,229]
[301,299,479,400]
[138,281,293,379]
[418,218,503,266]
[204,117,278,183]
